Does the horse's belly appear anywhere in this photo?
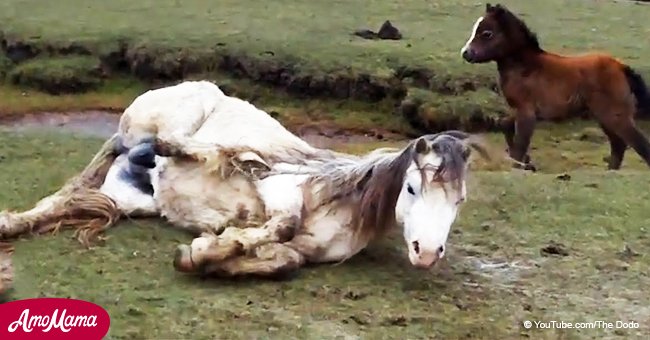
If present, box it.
[302,208,369,263]
[534,91,585,120]
[155,162,265,233]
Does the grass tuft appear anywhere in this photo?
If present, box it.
[9,56,104,94]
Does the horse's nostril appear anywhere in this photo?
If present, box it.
[412,241,420,254]
[437,245,444,255]
[462,49,472,60]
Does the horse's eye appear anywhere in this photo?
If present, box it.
[481,30,493,39]
[407,184,415,195]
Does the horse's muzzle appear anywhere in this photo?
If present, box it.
[462,49,476,63]
[408,244,444,269]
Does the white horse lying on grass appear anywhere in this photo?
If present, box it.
[0,81,489,278]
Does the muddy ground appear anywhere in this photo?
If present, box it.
[0,111,406,148]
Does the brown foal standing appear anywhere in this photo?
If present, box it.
[460,3,650,171]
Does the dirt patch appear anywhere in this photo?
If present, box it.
[1,111,121,138]
[0,111,405,148]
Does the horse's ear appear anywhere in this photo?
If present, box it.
[415,137,430,154]
[487,3,505,15]
[356,166,374,191]
[462,146,472,161]
[461,137,492,162]
[494,4,506,14]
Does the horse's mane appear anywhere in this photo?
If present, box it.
[490,4,543,52]
[302,133,470,241]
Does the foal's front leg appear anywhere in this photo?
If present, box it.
[510,109,537,171]
[500,115,531,165]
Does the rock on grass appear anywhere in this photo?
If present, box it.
[353,20,402,40]
[9,56,104,94]
[540,241,569,257]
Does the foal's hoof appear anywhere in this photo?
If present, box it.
[173,245,195,273]
[513,162,537,172]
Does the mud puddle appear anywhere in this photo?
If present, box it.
[0,111,120,139]
[0,111,405,149]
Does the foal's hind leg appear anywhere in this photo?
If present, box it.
[614,121,650,168]
[200,242,305,278]
[598,123,627,170]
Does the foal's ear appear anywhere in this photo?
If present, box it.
[415,137,430,154]
[486,3,505,14]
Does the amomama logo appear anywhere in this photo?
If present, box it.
[0,298,110,340]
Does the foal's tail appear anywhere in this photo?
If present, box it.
[623,65,650,118]
[0,134,122,247]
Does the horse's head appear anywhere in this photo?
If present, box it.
[394,131,487,269]
[460,3,541,64]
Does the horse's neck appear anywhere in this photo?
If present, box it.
[497,49,546,85]
[497,48,545,71]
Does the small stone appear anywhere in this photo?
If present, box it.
[540,241,569,257]
[555,173,571,181]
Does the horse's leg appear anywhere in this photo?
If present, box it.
[613,120,650,168]
[0,135,121,242]
[598,122,627,170]
[154,137,270,175]
[500,116,531,164]
[200,242,305,278]
[173,214,299,272]
[0,245,13,295]
[510,110,537,171]
[592,97,650,169]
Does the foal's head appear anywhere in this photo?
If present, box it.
[394,132,486,269]
[460,3,542,63]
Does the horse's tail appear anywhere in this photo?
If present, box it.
[623,65,650,118]
[0,134,122,247]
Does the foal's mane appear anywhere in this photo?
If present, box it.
[303,133,470,240]
[488,3,543,52]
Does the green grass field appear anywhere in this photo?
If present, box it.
[1,0,649,75]
[1,0,650,130]
[1,128,649,339]
[1,0,650,339]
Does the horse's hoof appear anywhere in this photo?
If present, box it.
[173,245,195,273]
[513,162,536,172]
[128,143,156,169]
